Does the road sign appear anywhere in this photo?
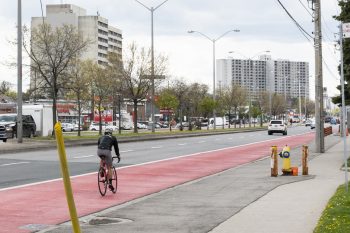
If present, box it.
[343,23,350,38]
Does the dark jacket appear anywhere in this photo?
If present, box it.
[97,135,120,156]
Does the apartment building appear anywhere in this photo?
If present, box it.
[30,4,123,89]
[216,55,309,101]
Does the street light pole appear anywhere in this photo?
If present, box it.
[249,86,252,127]
[298,77,302,120]
[188,29,240,129]
[135,0,169,133]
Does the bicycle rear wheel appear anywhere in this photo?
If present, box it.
[111,166,117,194]
[98,167,107,196]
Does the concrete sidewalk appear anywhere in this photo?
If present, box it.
[210,136,347,233]
[38,135,345,233]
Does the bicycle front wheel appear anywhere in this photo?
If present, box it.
[98,167,107,196]
[111,166,118,194]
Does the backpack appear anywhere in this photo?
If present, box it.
[98,135,113,150]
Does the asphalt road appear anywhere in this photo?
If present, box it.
[0,126,312,189]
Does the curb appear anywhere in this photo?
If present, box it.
[0,128,266,155]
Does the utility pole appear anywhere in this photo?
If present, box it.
[17,0,23,143]
[340,22,349,192]
[313,0,325,153]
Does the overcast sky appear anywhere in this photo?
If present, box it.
[0,0,341,98]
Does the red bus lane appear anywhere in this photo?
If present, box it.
[0,133,314,233]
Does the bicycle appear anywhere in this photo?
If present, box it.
[98,156,118,196]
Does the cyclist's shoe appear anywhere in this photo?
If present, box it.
[109,184,115,193]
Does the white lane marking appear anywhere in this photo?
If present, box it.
[215,138,220,141]
[198,141,206,143]
[151,146,162,149]
[120,150,134,153]
[178,143,187,146]
[228,138,233,140]
[73,155,94,159]
[0,132,313,192]
[240,136,245,139]
[0,162,30,167]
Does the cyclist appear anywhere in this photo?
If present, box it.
[97,129,121,192]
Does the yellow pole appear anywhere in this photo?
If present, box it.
[54,122,81,233]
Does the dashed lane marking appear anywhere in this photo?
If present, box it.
[120,150,134,153]
[73,155,94,159]
[151,146,163,149]
[0,162,30,167]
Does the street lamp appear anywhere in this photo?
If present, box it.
[135,0,169,133]
[188,29,240,129]
[297,72,302,121]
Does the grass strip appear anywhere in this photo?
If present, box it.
[314,183,350,233]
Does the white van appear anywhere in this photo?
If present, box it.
[209,117,226,128]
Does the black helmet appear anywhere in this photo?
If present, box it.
[104,129,113,136]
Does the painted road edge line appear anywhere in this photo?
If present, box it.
[0,132,314,192]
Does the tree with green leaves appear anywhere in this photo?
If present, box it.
[251,104,261,127]
[156,89,179,131]
[333,1,350,106]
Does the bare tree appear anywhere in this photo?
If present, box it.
[184,83,209,130]
[84,61,114,135]
[106,52,123,126]
[65,59,91,136]
[0,81,11,95]
[23,23,89,131]
[220,86,236,128]
[117,43,167,133]
[230,85,248,127]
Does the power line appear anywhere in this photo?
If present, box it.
[276,0,313,41]
[322,57,340,81]
[298,0,313,17]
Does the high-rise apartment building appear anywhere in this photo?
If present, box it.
[30,4,123,89]
[216,55,309,102]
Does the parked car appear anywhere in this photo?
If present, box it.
[137,122,147,129]
[268,120,287,135]
[330,118,337,125]
[89,122,105,131]
[305,119,312,127]
[156,122,168,128]
[73,124,83,131]
[0,113,36,138]
[310,119,316,129]
[292,116,300,123]
[90,122,119,132]
[325,116,332,123]
[61,123,74,132]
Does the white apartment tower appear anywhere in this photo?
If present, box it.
[31,4,122,77]
[216,55,309,101]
